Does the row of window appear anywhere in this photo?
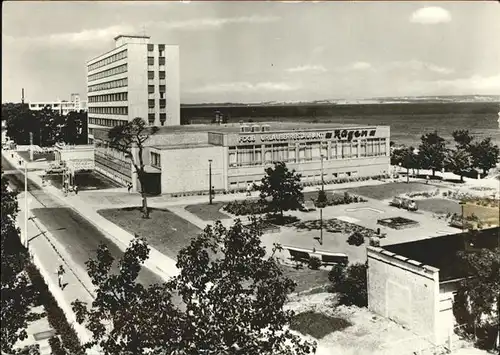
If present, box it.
[88,64,127,82]
[89,117,127,127]
[150,152,161,167]
[88,92,128,103]
[148,85,166,93]
[88,78,128,92]
[148,113,167,126]
[147,57,166,66]
[228,139,387,167]
[147,44,166,52]
[148,99,167,108]
[147,71,166,80]
[88,49,127,72]
[89,107,128,115]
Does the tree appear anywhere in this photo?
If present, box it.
[470,138,500,175]
[456,247,500,348]
[445,148,473,182]
[72,236,181,354]
[452,130,474,150]
[1,173,42,354]
[108,117,159,218]
[418,131,447,177]
[72,220,317,355]
[61,111,88,145]
[3,103,36,145]
[254,162,303,221]
[330,262,368,307]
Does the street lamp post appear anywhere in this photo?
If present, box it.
[320,154,324,245]
[24,161,29,248]
[208,159,213,205]
[459,201,466,233]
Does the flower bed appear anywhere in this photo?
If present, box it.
[324,192,368,206]
[223,199,268,216]
[293,218,377,238]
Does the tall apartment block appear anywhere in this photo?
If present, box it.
[86,35,180,143]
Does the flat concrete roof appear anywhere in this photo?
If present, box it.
[383,227,500,282]
[94,121,379,137]
[150,143,215,150]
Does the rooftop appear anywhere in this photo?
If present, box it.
[383,227,500,282]
[114,34,151,41]
[94,122,379,136]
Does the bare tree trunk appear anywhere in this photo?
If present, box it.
[142,192,149,219]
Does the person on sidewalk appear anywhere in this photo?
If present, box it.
[57,265,65,288]
[127,183,132,193]
[74,185,79,195]
[246,183,252,197]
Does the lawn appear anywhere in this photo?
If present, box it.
[344,182,434,200]
[417,198,461,215]
[98,207,202,260]
[290,310,352,339]
[280,264,331,294]
[184,202,229,221]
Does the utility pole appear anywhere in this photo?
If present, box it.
[21,88,25,104]
[208,159,213,205]
[29,132,34,162]
[320,154,324,245]
[24,161,29,248]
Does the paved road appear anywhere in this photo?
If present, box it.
[2,155,162,287]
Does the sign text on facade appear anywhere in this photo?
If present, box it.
[237,128,377,144]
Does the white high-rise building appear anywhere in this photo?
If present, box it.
[86,35,180,143]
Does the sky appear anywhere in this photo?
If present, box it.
[2,1,500,104]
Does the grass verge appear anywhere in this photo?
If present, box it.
[98,207,202,260]
[185,202,228,221]
[290,310,352,339]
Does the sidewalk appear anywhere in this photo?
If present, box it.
[17,192,97,354]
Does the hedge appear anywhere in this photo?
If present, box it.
[25,263,84,355]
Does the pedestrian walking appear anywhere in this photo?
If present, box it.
[74,185,79,195]
[127,183,132,193]
[57,265,65,288]
[246,183,252,197]
[426,175,430,184]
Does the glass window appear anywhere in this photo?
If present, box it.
[147,57,154,65]
[158,44,165,51]
[148,99,155,108]
[159,71,166,79]
[147,44,154,51]
[159,99,166,108]
[148,71,154,79]
[159,57,165,65]
[159,85,166,92]
[148,85,155,93]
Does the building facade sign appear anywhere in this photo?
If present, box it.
[237,128,377,145]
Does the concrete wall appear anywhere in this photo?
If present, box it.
[159,145,225,194]
[147,132,209,146]
[164,45,180,126]
[367,246,440,345]
[127,44,148,121]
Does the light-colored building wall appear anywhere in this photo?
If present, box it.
[164,45,180,126]
[367,246,440,345]
[157,145,225,194]
[127,44,149,120]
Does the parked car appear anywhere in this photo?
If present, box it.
[390,197,418,211]
[299,200,316,212]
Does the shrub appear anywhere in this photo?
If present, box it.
[328,263,346,289]
[223,199,267,216]
[25,264,83,354]
[347,232,365,246]
[290,311,352,339]
[49,336,66,355]
[336,263,368,307]
[369,237,380,247]
[308,257,322,270]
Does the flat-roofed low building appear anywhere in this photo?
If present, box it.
[29,93,87,115]
[92,121,390,195]
[367,227,500,347]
